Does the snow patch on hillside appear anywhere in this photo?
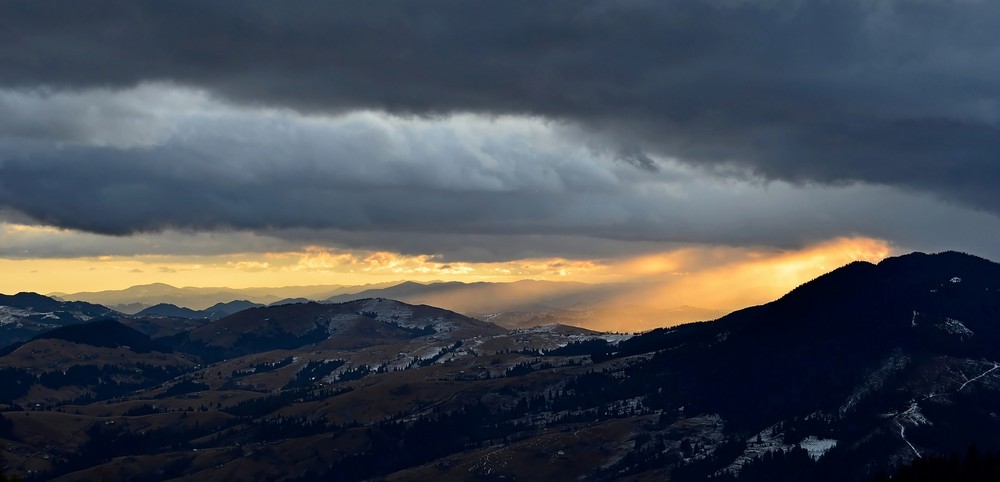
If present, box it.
[899,401,931,427]
[941,318,974,339]
[887,400,930,459]
[357,298,415,322]
[604,396,645,416]
[324,313,361,334]
[599,333,634,344]
[677,414,726,463]
[524,324,560,334]
[386,354,415,372]
[840,352,910,415]
[957,360,1000,392]
[721,424,791,475]
[799,436,837,461]
[0,306,33,325]
[0,306,60,325]
[356,298,462,334]
[413,344,446,361]
[722,425,838,475]
[516,325,633,344]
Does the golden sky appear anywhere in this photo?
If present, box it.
[5,5,1000,336]
[1,228,892,321]
[3,4,999,334]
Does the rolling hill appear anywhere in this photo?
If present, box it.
[165,298,506,362]
[0,292,119,348]
[1,252,999,481]
[52,282,399,311]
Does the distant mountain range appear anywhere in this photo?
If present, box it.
[0,292,260,346]
[323,279,603,315]
[50,282,401,312]
[322,280,727,330]
[135,300,263,320]
[51,279,724,330]
[0,292,119,347]
[2,251,999,480]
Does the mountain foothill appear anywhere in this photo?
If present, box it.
[0,252,998,481]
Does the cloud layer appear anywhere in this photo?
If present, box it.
[2,1,1000,263]
[4,1,1000,206]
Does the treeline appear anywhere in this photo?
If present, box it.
[295,372,662,481]
[222,386,352,418]
[871,446,1000,482]
[0,363,190,404]
[310,401,523,481]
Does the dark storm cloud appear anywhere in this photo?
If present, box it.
[6,125,1000,262]
[615,146,659,173]
[0,142,660,237]
[2,0,1000,212]
[3,0,1000,263]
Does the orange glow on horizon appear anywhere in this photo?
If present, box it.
[0,231,893,331]
[588,237,893,331]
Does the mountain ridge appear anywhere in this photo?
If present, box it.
[2,251,1000,481]
[50,282,401,311]
[165,298,506,362]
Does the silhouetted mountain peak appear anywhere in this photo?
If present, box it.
[2,291,66,310]
[136,303,202,318]
[137,282,178,289]
[777,260,879,304]
[203,299,262,314]
[876,250,998,287]
[761,252,1000,320]
[393,281,426,289]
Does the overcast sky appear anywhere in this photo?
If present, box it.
[2,1,1000,296]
